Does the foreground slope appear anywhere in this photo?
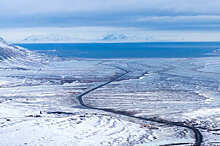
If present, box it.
[1,38,220,145]
[0,38,153,146]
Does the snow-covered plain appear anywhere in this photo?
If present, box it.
[1,38,220,145]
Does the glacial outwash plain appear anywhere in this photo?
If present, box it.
[1,38,220,146]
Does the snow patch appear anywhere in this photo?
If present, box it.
[183,108,220,118]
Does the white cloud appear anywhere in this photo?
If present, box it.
[137,15,220,23]
[1,0,220,35]
[1,0,220,16]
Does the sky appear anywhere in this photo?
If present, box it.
[1,0,220,42]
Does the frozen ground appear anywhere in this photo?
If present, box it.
[1,39,220,145]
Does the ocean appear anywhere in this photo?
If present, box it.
[16,42,220,58]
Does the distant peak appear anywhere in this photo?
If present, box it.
[102,33,128,41]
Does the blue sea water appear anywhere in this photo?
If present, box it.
[16,42,220,58]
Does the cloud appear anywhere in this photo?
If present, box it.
[1,0,220,30]
[135,15,220,30]
[1,0,220,16]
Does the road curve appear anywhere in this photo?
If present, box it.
[75,70,203,146]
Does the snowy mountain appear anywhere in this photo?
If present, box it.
[18,33,149,43]
[0,37,28,60]
[21,33,132,43]
[0,37,46,65]
[102,33,128,41]
[21,34,85,43]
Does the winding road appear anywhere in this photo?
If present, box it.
[76,69,203,146]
